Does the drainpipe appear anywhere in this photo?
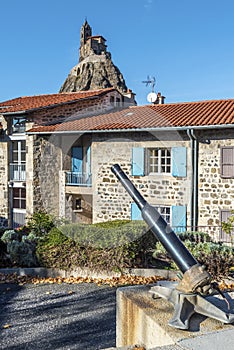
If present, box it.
[187,129,199,231]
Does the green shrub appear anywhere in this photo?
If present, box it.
[0,229,39,267]
[1,230,19,243]
[26,210,55,236]
[36,221,156,272]
[0,229,10,268]
[153,235,234,277]
[178,231,211,243]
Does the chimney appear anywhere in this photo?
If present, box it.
[155,92,165,104]
[123,89,137,106]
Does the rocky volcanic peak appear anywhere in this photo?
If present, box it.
[59,20,128,94]
[59,53,128,93]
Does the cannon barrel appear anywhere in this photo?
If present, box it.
[111,164,199,274]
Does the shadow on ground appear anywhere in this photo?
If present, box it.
[0,282,116,349]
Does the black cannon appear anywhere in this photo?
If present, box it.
[111,164,234,329]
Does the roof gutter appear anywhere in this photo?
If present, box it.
[1,110,27,116]
[187,129,198,231]
[26,123,234,135]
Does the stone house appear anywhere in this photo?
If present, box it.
[24,97,234,243]
[0,88,234,242]
[0,87,135,228]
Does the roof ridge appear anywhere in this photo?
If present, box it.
[150,98,234,107]
[0,87,116,103]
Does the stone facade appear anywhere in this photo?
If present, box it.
[57,128,234,242]
[91,132,192,224]
[33,135,61,216]
[30,90,123,126]
[197,129,234,239]
[0,89,125,227]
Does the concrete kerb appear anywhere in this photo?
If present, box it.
[0,267,179,280]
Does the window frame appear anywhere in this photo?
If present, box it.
[220,209,233,243]
[12,117,27,134]
[11,140,26,164]
[13,187,26,209]
[154,205,171,224]
[220,146,234,178]
[147,147,171,175]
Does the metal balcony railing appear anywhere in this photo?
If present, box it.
[173,225,233,245]
[9,163,26,181]
[65,172,92,186]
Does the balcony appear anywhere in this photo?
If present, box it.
[65,172,92,187]
[10,163,26,181]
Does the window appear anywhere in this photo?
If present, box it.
[10,140,26,181]
[12,140,26,163]
[220,209,233,243]
[148,148,171,174]
[116,97,121,107]
[155,205,171,223]
[132,146,187,177]
[220,146,234,178]
[13,188,26,209]
[131,203,171,223]
[110,96,115,106]
[74,198,82,211]
[12,117,26,133]
[130,203,186,232]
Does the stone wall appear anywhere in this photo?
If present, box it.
[30,91,122,126]
[197,129,234,239]
[33,135,61,216]
[91,132,191,223]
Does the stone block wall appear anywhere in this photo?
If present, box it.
[198,129,234,239]
[30,90,121,126]
[32,135,61,216]
[91,133,191,223]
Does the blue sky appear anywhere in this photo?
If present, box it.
[1,0,234,105]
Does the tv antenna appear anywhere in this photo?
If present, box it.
[142,76,156,92]
[142,76,157,103]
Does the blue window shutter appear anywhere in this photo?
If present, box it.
[132,147,144,176]
[72,147,83,172]
[131,203,143,220]
[172,205,187,233]
[172,147,187,177]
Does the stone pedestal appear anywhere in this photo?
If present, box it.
[116,285,234,349]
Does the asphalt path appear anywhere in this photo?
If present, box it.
[0,282,117,350]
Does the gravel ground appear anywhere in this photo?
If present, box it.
[0,282,117,350]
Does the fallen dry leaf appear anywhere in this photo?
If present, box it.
[3,324,11,329]
[0,272,233,290]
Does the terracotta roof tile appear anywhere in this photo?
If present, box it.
[28,98,234,133]
[0,88,115,114]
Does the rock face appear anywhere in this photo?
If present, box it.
[59,20,128,94]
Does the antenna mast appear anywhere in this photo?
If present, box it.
[142,75,156,93]
[142,76,157,103]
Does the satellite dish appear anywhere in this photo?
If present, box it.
[147,92,157,103]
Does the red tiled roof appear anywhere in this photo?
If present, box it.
[0,88,115,114]
[28,98,234,133]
